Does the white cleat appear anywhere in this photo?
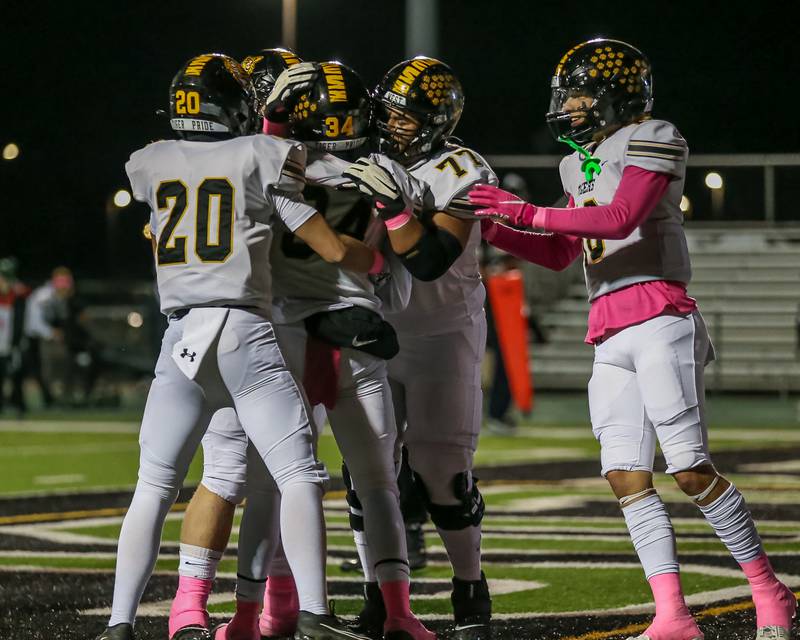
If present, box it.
[755,627,792,640]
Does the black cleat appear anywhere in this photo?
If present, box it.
[95,623,134,640]
[347,582,386,640]
[171,625,212,640]
[405,523,428,571]
[450,572,492,640]
[294,610,372,640]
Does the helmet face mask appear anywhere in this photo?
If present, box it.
[545,39,653,145]
[374,57,464,164]
[241,48,302,116]
[169,53,257,138]
[289,61,372,157]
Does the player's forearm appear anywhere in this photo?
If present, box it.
[484,222,582,272]
[338,235,382,273]
[535,166,671,239]
[385,215,425,254]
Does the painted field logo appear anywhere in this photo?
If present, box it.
[185,54,214,76]
[391,57,438,96]
[322,63,347,103]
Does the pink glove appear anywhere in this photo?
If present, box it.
[468,184,538,228]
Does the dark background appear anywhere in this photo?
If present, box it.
[1,0,796,281]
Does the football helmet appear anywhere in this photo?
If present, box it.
[169,53,256,138]
[241,48,302,115]
[374,57,464,163]
[545,39,653,144]
[289,61,371,154]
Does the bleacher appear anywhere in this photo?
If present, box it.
[529,226,800,392]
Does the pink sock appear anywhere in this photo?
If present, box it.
[169,576,212,638]
[215,600,260,640]
[643,573,702,640]
[741,553,797,628]
[259,575,299,637]
[380,580,413,620]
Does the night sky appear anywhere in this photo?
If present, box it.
[1,0,796,281]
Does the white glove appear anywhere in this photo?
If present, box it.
[265,62,320,121]
[343,158,410,217]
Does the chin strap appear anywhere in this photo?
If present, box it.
[558,136,602,182]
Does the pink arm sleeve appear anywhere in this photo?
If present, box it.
[534,166,671,240]
[484,196,582,272]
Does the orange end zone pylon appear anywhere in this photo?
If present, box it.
[486,269,534,413]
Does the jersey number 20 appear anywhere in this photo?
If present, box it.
[156,178,234,266]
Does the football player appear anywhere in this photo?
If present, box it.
[470,39,797,640]
[167,61,435,640]
[95,53,380,640]
[342,57,497,640]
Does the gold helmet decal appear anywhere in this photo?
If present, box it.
[241,55,264,75]
[184,54,214,77]
[321,63,348,103]
[390,57,440,96]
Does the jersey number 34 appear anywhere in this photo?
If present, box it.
[156,178,234,266]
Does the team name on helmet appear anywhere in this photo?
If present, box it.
[321,63,348,103]
[185,54,214,76]
[391,57,437,95]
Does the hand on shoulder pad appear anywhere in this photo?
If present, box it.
[343,158,410,218]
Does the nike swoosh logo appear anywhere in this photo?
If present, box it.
[454,623,488,631]
[351,336,378,347]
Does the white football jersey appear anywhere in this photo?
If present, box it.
[559,119,691,301]
[126,135,315,316]
[270,150,410,324]
[377,143,498,336]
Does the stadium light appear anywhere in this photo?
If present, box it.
[704,172,723,190]
[127,311,143,328]
[2,143,19,160]
[679,195,691,213]
[113,189,132,208]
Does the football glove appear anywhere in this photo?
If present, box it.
[468,184,538,227]
[343,158,409,218]
[264,62,320,122]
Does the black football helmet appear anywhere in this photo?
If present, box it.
[545,39,653,144]
[169,53,257,138]
[289,61,371,154]
[241,48,302,115]
[374,57,464,163]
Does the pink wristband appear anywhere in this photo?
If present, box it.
[368,250,385,274]
[385,211,412,231]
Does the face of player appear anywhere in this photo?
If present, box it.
[384,106,421,152]
[563,95,594,129]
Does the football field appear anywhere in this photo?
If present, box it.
[1,393,798,639]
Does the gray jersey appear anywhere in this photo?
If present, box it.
[379,144,498,336]
[270,151,409,324]
[559,119,691,301]
[126,135,315,316]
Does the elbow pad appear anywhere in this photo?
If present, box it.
[398,225,463,281]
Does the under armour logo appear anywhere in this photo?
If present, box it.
[180,348,196,362]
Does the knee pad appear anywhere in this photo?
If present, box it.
[342,463,364,532]
[418,471,485,531]
[398,448,428,525]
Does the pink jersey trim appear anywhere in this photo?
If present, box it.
[586,280,697,344]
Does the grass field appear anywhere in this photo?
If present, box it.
[1,393,798,639]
